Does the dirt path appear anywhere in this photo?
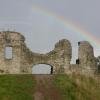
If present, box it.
[34,75,63,100]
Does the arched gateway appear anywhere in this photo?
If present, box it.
[0,31,72,74]
[32,64,53,74]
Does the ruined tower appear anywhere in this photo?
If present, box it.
[78,41,97,75]
[0,31,25,74]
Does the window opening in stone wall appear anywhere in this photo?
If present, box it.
[71,46,78,64]
[5,47,13,59]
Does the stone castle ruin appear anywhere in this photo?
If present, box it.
[0,31,98,75]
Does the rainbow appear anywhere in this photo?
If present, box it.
[32,5,100,48]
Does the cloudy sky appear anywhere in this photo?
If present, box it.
[0,0,100,72]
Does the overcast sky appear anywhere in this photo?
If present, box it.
[0,0,100,72]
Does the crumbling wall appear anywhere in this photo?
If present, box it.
[0,31,98,75]
[78,41,97,75]
[0,31,23,74]
[20,39,72,74]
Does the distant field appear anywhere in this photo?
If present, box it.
[0,74,100,100]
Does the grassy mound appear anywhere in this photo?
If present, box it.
[54,74,100,100]
[0,75,36,100]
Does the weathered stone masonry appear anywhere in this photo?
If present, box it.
[0,31,98,75]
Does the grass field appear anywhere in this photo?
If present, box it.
[0,74,100,100]
[54,74,100,100]
[0,75,36,100]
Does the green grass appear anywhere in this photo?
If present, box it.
[0,74,100,100]
[53,74,100,100]
[0,75,36,100]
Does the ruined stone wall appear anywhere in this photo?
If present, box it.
[0,31,98,75]
[20,39,72,74]
[78,41,97,75]
[0,31,24,74]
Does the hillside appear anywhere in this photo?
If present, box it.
[0,74,100,100]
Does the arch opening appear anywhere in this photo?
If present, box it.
[32,64,53,74]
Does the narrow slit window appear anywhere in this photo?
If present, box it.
[5,47,12,59]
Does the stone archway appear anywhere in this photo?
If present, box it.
[32,64,53,74]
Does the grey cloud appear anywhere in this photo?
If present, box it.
[0,0,99,64]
